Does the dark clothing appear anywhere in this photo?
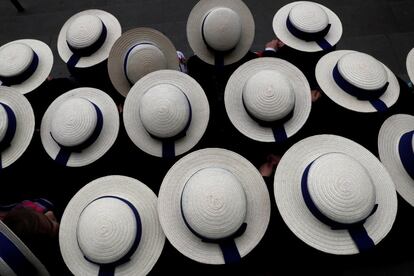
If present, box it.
[26,77,79,128]
[263,45,336,90]
[67,60,124,106]
[298,77,414,157]
[187,52,258,151]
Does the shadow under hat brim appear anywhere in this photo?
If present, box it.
[123,70,209,158]
[0,221,50,275]
[108,27,180,98]
[40,87,119,167]
[406,48,414,84]
[0,87,34,169]
[1,39,53,94]
[59,175,165,276]
[186,0,255,66]
[378,114,414,207]
[225,57,311,142]
[274,134,397,255]
[158,148,271,264]
[272,1,343,53]
[315,50,400,113]
[57,9,122,68]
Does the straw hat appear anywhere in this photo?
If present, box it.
[108,27,180,97]
[0,220,50,276]
[406,48,414,83]
[0,86,34,170]
[225,57,311,142]
[378,114,414,207]
[0,39,53,94]
[316,50,399,113]
[274,134,397,255]
[123,70,209,158]
[187,0,255,66]
[158,148,271,264]
[59,175,165,276]
[272,1,342,52]
[57,9,122,68]
[40,87,119,167]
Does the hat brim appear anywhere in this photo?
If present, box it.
[378,114,414,206]
[158,148,271,264]
[57,9,122,68]
[315,50,400,113]
[1,39,53,94]
[406,48,414,83]
[0,221,50,275]
[59,175,165,276]
[0,86,34,169]
[123,70,209,158]
[108,27,180,98]
[274,134,397,255]
[187,0,255,66]
[272,1,343,53]
[40,88,119,167]
[225,57,311,142]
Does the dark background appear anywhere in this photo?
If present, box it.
[1,0,414,275]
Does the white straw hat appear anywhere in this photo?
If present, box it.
[40,87,119,167]
[378,114,414,207]
[0,39,53,94]
[406,48,414,83]
[272,1,342,52]
[315,50,400,113]
[274,134,397,255]
[187,0,255,66]
[225,57,311,142]
[57,9,122,69]
[59,175,165,276]
[123,70,209,159]
[158,148,271,264]
[0,86,34,170]
[0,220,50,276]
[108,27,180,97]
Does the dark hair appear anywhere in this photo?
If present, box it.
[3,207,58,272]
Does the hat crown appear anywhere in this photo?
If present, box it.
[140,84,191,139]
[307,153,376,224]
[66,14,103,49]
[51,98,98,147]
[77,197,138,264]
[203,7,242,51]
[243,70,295,122]
[0,43,34,78]
[288,2,329,33]
[0,104,8,142]
[181,168,247,240]
[125,44,167,85]
[338,53,388,91]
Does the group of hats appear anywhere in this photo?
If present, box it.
[2,1,414,276]
[56,147,270,275]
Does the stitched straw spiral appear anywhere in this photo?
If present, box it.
[288,2,329,33]
[76,197,137,264]
[0,43,34,78]
[0,104,7,142]
[125,44,167,84]
[181,167,247,239]
[66,14,104,49]
[202,7,242,51]
[243,70,295,122]
[139,84,191,138]
[307,152,376,224]
[337,52,388,91]
[50,98,98,147]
